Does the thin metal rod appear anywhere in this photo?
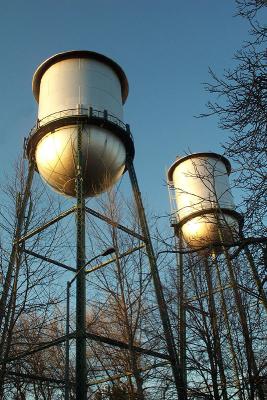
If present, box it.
[203,258,228,400]
[85,332,170,360]
[85,206,145,242]
[240,231,267,312]
[75,123,87,400]
[17,206,76,244]
[0,162,35,332]
[0,161,35,394]
[177,232,187,400]
[186,255,221,400]
[223,250,264,399]
[65,282,70,400]
[237,284,265,301]
[186,284,232,303]
[4,328,169,366]
[213,257,244,400]
[126,158,182,396]
[217,222,264,400]
[2,333,75,363]
[8,361,169,388]
[87,361,169,386]
[7,370,68,386]
[70,254,101,286]
[158,236,267,257]
[23,248,76,272]
[65,252,112,400]
[186,282,263,303]
[85,244,145,274]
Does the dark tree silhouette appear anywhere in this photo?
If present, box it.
[200,0,267,235]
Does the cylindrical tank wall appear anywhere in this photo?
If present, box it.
[30,51,130,198]
[37,58,124,122]
[172,156,235,220]
[168,153,240,251]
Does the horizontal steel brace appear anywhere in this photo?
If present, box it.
[3,330,169,365]
[7,361,169,388]
[186,283,264,303]
[87,361,169,386]
[7,370,68,386]
[23,248,76,272]
[85,206,146,242]
[86,332,170,360]
[186,284,232,303]
[16,206,76,244]
[1,333,75,364]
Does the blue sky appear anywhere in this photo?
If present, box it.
[0,0,250,216]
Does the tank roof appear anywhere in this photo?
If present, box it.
[32,50,129,104]
[168,152,232,182]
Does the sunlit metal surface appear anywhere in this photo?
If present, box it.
[32,50,129,105]
[35,125,126,197]
[181,213,239,251]
[168,153,240,251]
[29,51,131,198]
[37,57,124,121]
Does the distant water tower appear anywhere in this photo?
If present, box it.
[168,152,242,252]
[26,50,134,197]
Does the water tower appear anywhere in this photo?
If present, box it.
[168,152,242,252]
[22,51,181,399]
[26,50,134,197]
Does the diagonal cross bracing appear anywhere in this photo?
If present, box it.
[85,206,146,242]
[23,248,76,272]
[16,206,76,244]
[1,331,169,365]
[85,332,170,360]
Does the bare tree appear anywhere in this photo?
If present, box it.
[83,191,167,399]
[0,160,70,398]
[200,0,267,236]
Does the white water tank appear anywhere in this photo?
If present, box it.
[168,153,241,252]
[27,51,134,197]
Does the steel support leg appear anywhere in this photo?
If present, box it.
[0,160,34,396]
[75,124,86,400]
[177,233,187,400]
[216,217,264,400]
[65,282,70,400]
[126,158,182,397]
[0,161,34,331]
